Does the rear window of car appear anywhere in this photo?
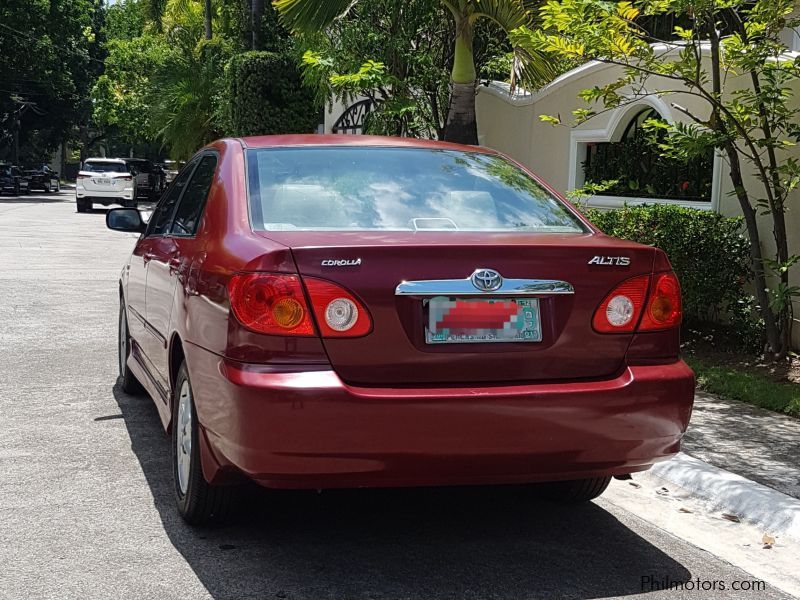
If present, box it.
[128,161,152,172]
[83,161,128,173]
[246,147,586,233]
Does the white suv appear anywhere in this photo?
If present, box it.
[76,158,137,213]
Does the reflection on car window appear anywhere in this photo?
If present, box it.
[146,161,196,237]
[171,155,217,236]
[246,148,586,233]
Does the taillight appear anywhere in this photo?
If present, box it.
[592,271,682,333]
[592,275,650,333]
[118,175,132,181]
[227,273,372,338]
[304,278,371,337]
[640,272,682,330]
[77,174,89,180]
[228,273,314,336]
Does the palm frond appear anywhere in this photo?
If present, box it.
[507,24,559,91]
[272,0,357,33]
[468,0,531,31]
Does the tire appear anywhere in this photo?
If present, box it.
[173,361,235,525]
[118,298,144,395]
[13,181,19,196]
[540,476,612,503]
[76,199,87,213]
[55,181,60,192]
[44,182,51,193]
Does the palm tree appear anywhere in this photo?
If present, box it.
[144,0,213,40]
[273,0,554,144]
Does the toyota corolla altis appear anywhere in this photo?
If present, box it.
[107,135,694,524]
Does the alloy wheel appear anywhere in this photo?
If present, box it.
[176,380,192,495]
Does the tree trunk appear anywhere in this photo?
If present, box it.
[723,141,783,356]
[204,0,213,40]
[251,0,264,50]
[443,17,478,145]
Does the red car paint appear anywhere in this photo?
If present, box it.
[118,135,694,489]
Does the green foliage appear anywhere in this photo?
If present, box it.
[92,34,170,146]
[278,0,560,142]
[583,204,761,344]
[150,37,233,158]
[0,0,105,163]
[686,355,800,417]
[226,51,319,136]
[583,121,714,201]
[536,0,800,357]
[295,0,455,139]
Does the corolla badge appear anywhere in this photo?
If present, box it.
[470,268,503,292]
[321,258,362,267]
[588,256,631,266]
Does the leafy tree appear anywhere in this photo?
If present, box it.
[92,34,170,150]
[274,0,558,145]
[0,0,105,164]
[535,0,800,358]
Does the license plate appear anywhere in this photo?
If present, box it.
[425,297,542,344]
[94,178,111,185]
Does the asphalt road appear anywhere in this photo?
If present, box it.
[0,191,793,600]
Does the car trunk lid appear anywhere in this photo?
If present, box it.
[258,231,655,386]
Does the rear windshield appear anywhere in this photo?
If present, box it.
[128,161,152,172]
[83,161,129,173]
[246,147,586,233]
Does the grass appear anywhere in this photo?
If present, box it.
[685,355,800,417]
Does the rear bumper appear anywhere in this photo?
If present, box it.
[75,188,134,201]
[186,344,695,489]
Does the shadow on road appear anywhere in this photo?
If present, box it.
[111,383,692,600]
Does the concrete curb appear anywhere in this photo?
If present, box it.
[650,452,800,541]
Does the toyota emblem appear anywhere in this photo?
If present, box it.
[470,268,503,292]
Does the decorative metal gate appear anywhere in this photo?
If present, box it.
[331,99,375,135]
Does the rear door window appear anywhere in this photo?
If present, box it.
[171,155,217,237]
[146,160,197,237]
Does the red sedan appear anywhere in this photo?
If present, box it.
[107,135,694,524]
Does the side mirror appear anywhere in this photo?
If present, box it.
[106,208,146,233]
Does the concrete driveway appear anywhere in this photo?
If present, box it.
[0,192,793,599]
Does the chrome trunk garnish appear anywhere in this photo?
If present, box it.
[395,273,574,296]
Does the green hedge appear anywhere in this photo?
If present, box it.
[582,204,759,337]
[226,51,319,136]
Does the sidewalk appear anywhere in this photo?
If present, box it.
[682,391,800,499]
[644,390,800,540]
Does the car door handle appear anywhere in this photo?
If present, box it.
[168,257,183,273]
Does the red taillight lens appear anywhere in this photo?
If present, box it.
[118,175,132,181]
[593,271,682,333]
[77,174,89,180]
[304,277,372,337]
[640,272,682,331]
[592,275,650,333]
[228,273,314,336]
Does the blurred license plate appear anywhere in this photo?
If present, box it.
[94,178,111,185]
[425,297,542,344]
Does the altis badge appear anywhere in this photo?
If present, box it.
[588,256,631,266]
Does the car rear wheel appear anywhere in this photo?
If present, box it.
[13,181,19,196]
[173,361,236,525]
[76,199,89,213]
[539,476,612,503]
[118,298,143,395]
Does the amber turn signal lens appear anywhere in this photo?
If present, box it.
[272,298,305,329]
